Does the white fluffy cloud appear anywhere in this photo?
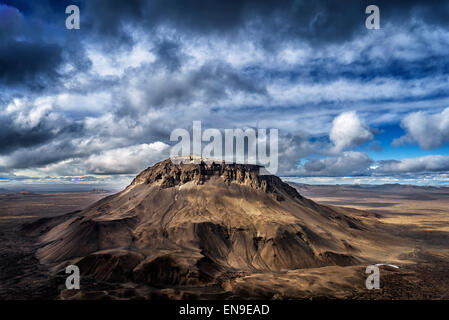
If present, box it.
[329,111,373,152]
[32,142,170,177]
[86,142,170,174]
[394,107,449,149]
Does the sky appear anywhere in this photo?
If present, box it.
[1,0,449,189]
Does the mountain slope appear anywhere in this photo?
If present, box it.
[31,158,402,290]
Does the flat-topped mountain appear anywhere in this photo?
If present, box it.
[27,158,404,298]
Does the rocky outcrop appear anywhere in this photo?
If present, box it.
[128,158,300,196]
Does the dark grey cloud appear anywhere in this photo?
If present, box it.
[1,0,449,184]
[0,3,64,89]
[6,0,447,49]
[0,40,63,88]
[266,54,449,85]
[152,39,183,72]
[189,62,267,101]
[1,138,82,170]
[119,60,267,113]
[0,2,90,93]
[2,0,448,95]
[0,116,54,154]
[79,0,449,46]
[0,111,84,169]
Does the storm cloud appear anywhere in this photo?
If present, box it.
[1,0,449,186]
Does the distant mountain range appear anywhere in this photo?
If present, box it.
[288,182,448,190]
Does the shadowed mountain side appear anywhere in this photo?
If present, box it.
[28,159,404,288]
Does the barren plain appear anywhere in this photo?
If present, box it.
[0,175,448,300]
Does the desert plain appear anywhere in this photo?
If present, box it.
[0,180,448,300]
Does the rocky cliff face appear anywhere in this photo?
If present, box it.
[128,158,299,197]
[27,158,391,298]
